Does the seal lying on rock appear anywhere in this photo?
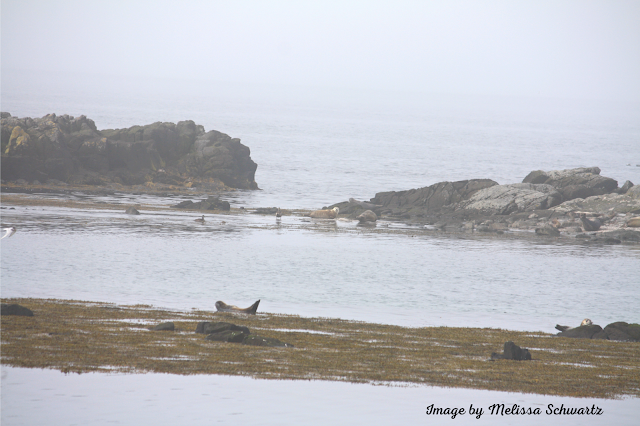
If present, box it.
[580,214,601,231]
[357,210,377,223]
[215,300,260,315]
[555,318,592,332]
[309,207,339,219]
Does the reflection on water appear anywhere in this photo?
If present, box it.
[2,199,639,332]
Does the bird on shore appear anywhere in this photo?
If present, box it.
[276,208,282,220]
[580,213,601,231]
[195,215,205,223]
[2,227,16,239]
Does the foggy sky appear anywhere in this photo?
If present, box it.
[2,0,640,102]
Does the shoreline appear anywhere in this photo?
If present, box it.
[2,297,639,399]
[2,184,639,246]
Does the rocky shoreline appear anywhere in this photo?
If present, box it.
[1,112,258,191]
[329,166,640,244]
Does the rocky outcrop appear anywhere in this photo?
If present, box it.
[1,113,258,190]
[523,167,618,201]
[458,183,563,215]
[171,196,231,211]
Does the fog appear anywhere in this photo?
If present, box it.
[2,0,640,103]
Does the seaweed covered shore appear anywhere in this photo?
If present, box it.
[2,298,639,399]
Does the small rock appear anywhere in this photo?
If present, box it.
[535,226,560,236]
[125,207,140,215]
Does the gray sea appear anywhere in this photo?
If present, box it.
[1,74,640,424]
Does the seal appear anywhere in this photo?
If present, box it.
[580,213,601,231]
[309,207,339,219]
[215,300,260,315]
[555,318,592,332]
[356,210,377,223]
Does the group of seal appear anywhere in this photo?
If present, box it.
[555,318,592,332]
[309,207,339,219]
[215,300,261,315]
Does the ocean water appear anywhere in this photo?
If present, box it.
[1,74,640,424]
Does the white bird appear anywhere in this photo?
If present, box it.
[2,227,16,239]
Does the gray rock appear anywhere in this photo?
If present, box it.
[522,167,618,201]
[627,185,640,200]
[535,225,560,236]
[603,322,640,342]
[616,180,634,194]
[1,303,34,316]
[125,207,140,215]
[460,183,563,214]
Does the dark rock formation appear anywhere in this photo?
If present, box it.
[602,322,640,342]
[149,321,174,331]
[490,341,532,360]
[1,303,34,316]
[171,196,231,211]
[523,167,618,201]
[243,335,294,348]
[1,113,258,190]
[535,225,560,236]
[459,183,563,214]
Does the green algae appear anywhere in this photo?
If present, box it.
[2,298,639,399]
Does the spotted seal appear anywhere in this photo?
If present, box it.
[580,213,601,231]
[555,318,592,332]
[309,207,339,219]
[356,210,377,223]
[215,300,260,315]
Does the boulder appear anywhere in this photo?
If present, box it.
[125,207,140,215]
[522,167,618,201]
[535,225,560,236]
[370,179,498,215]
[627,217,640,227]
[615,180,634,194]
[1,303,34,316]
[170,196,230,211]
[626,185,640,200]
[459,183,563,214]
[603,322,640,342]
[491,341,532,360]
